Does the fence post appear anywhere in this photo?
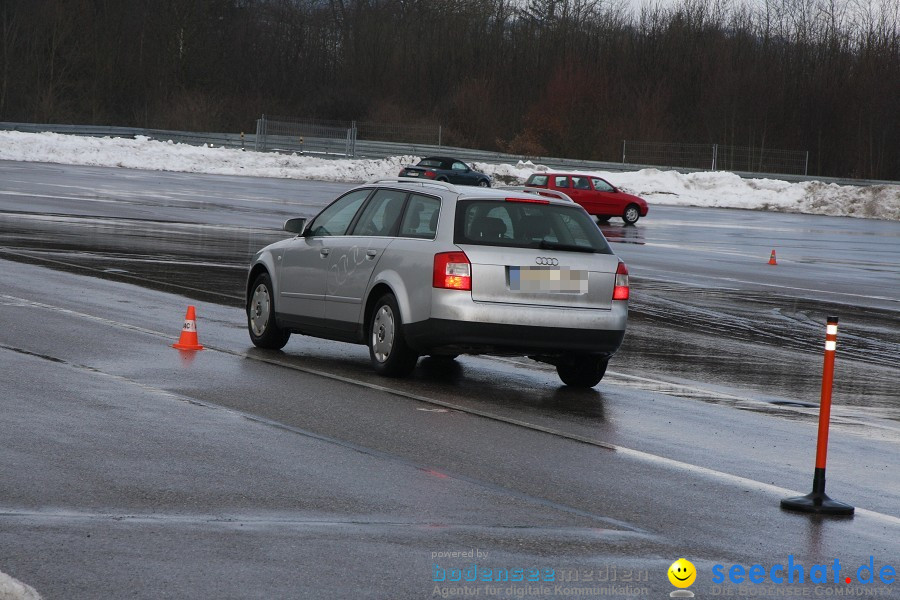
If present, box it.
[622,140,626,164]
[260,114,268,152]
[438,125,442,147]
[254,117,261,151]
[804,151,809,176]
[712,144,718,171]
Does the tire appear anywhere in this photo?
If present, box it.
[623,204,640,225]
[477,179,490,187]
[596,216,610,223]
[556,355,609,388]
[247,272,291,349]
[368,293,419,377]
[436,176,449,182]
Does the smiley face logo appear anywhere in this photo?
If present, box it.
[668,558,696,588]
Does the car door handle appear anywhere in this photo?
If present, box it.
[366,249,378,259]
[320,248,330,257]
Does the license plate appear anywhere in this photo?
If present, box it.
[406,171,419,177]
[509,266,588,293]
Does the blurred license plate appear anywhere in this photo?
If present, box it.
[406,171,419,176]
[509,266,587,293]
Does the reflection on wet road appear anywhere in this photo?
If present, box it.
[1,160,898,427]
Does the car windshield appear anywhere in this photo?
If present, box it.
[454,199,612,254]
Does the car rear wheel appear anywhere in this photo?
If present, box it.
[248,272,291,349]
[623,204,640,225]
[436,176,448,182]
[369,293,419,377]
[556,355,608,388]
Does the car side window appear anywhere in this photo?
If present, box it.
[591,178,614,192]
[527,175,548,186]
[352,189,408,237]
[554,176,569,188]
[307,189,370,237]
[451,162,468,171]
[572,176,590,190]
[399,194,441,239]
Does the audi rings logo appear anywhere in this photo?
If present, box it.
[535,257,559,266]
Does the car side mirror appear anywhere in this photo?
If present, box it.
[284,217,307,235]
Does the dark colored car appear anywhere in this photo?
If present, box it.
[399,157,491,187]
[524,173,649,225]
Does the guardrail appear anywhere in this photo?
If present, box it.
[1,122,895,187]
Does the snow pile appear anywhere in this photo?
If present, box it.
[1,131,897,220]
[0,131,413,181]
[605,169,900,220]
[0,570,41,600]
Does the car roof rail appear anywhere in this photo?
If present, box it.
[495,186,574,203]
[366,177,459,193]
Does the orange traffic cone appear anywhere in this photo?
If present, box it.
[172,305,204,350]
[768,249,777,265]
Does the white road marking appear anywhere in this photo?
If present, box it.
[0,189,117,203]
[2,292,898,527]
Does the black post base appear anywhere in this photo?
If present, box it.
[781,492,855,515]
[781,468,854,515]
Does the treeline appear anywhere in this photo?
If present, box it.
[1,0,898,178]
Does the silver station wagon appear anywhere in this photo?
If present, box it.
[246,179,629,387]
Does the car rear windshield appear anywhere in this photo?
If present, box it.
[525,174,548,186]
[454,199,612,254]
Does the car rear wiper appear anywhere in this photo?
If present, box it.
[538,240,597,253]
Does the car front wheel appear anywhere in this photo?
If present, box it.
[556,355,608,388]
[248,272,291,349]
[369,293,419,377]
[478,179,490,187]
[623,204,641,225]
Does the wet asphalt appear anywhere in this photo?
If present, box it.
[0,160,898,599]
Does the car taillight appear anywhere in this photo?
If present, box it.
[425,170,436,178]
[433,252,471,291]
[613,261,629,300]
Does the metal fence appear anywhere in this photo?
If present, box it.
[254,115,441,156]
[254,115,355,156]
[5,121,893,185]
[622,141,809,175]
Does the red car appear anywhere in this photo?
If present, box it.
[524,173,649,225]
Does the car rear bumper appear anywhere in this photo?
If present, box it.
[404,290,627,356]
[404,319,625,356]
